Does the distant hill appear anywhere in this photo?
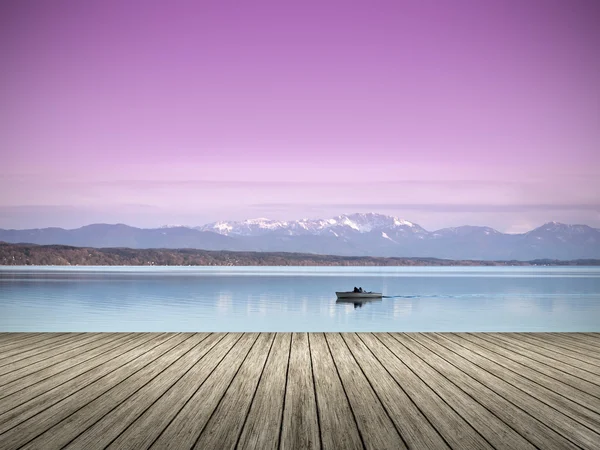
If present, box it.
[1,213,600,261]
[1,242,598,266]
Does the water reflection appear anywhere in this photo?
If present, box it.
[336,298,383,309]
[0,267,599,332]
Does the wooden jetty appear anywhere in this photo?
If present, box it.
[0,332,598,449]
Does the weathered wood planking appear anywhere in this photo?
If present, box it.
[309,333,362,450]
[280,332,321,450]
[149,333,258,449]
[392,333,581,450]
[325,332,406,450]
[106,333,238,450]
[372,333,530,450]
[420,333,600,449]
[0,332,598,450]
[236,333,291,450]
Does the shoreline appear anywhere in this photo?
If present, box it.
[2,242,599,266]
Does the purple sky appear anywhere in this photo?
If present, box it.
[2,0,599,232]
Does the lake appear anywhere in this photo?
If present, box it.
[1,266,599,332]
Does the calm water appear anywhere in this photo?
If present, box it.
[1,266,599,332]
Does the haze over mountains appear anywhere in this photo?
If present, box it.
[1,213,599,261]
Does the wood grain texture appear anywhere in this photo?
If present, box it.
[345,333,451,450]
[0,333,120,377]
[0,333,597,450]
[459,333,600,403]
[0,333,68,352]
[0,333,40,348]
[309,333,363,450]
[62,333,224,450]
[530,334,600,361]
[551,333,600,348]
[20,333,207,450]
[468,333,600,395]
[106,333,239,450]
[0,334,165,426]
[0,333,192,449]
[437,333,600,430]
[510,334,600,373]
[486,333,600,386]
[422,333,600,449]
[0,333,133,390]
[192,333,275,450]
[0,333,81,364]
[280,332,321,450]
[326,332,406,450]
[237,333,291,450]
[149,333,258,450]
[392,333,580,450]
[373,333,499,450]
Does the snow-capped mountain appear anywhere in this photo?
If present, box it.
[198,213,426,237]
[1,215,599,260]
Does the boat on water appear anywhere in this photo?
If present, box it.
[336,291,383,299]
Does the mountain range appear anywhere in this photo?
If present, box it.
[1,213,599,261]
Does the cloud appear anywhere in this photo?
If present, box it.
[52,179,531,189]
[251,203,600,213]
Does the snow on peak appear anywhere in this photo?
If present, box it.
[243,218,271,225]
[393,218,414,227]
[200,213,424,236]
[211,222,233,233]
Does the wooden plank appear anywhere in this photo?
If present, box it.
[391,333,580,450]
[0,333,39,347]
[0,334,132,390]
[105,333,242,450]
[377,333,522,450]
[344,333,452,449]
[0,333,80,361]
[0,333,115,377]
[434,334,600,432]
[279,332,321,450]
[0,333,193,449]
[533,333,600,353]
[493,334,600,383]
[488,333,600,386]
[0,334,171,433]
[581,333,600,341]
[0,332,598,450]
[237,333,291,450]
[552,333,600,349]
[462,333,600,400]
[0,333,81,363]
[19,333,211,450]
[0,333,128,377]
[513,333,600,368]
[0,334,137,400]
[535,334,600,359]
[308,333,363,450]
[419,333,600,450]
[192,333,275,449]
[149,333,259,450]
[326,333,406,450]
[0,333,64,352]
[63,333,228,450]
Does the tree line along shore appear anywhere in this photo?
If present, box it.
[1,242,598,266]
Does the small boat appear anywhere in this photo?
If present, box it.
[336,291,383,299]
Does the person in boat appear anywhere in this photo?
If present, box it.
[358,287,363,293]
[353,287,360,293]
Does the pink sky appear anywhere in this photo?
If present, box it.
[1,0,599,232]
